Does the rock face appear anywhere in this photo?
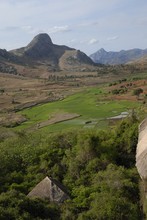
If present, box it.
[16,33,54,59]
[27,176,70,203]
[90,48,147,65]
[136,118,147,193]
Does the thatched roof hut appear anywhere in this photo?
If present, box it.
[27,176,70,203]
[136,118,147,192]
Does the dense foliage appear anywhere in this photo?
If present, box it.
[0,117,143,219]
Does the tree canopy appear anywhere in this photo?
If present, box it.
[0,117,143,219]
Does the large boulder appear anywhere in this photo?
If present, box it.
[27,176,70,203]
[136,118,147,193]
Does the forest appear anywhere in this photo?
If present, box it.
[0,115,144,219]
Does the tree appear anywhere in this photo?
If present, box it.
[133,88,143,99]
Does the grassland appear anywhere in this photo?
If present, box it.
[1,70,147,134]
[14,86,140,132]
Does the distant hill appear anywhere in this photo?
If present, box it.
[9,33,96,71]
[90,48,147,65]
[127,55,147,70]
[127,55,147,64]
[59,49,94,71]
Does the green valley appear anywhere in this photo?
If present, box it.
[15,86,140,132]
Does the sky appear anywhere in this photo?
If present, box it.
[0,0,147,55]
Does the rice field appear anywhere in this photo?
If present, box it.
[15,86,140,132]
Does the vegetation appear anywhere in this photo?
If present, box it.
[1,31,147,219]
[133,88,143,97]
[0,116,143,219]
[14,87,140,132]
[111,88,128,95]
[0,69,147,219]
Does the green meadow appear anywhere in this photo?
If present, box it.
[16,86,140,132]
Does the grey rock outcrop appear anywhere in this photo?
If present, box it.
[136,118,147,194]
[27,176,70,203]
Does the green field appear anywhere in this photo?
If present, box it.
[15,86,140,132]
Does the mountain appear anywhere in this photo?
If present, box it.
[90,48,147,65]
[10,33,72,64]
[9,33,96,71]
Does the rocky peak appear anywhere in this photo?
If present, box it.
[10,33,55,60]
[99,48,106,53]
[90,48,107,63]
[26,33,53,50]
[23,33,54,59]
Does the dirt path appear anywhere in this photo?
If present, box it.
[30,113,80,131]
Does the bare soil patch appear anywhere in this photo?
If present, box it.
[0,113,27,127]
[33,113,80,130]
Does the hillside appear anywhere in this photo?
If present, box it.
[0,35,147,219]
[127,55,147,65]
[59,49,95,71]
[90,48,147,65]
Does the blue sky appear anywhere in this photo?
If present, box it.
[0,0,147,55]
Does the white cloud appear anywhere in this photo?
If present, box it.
[67,39,77,44]
[21,25,37,34]
[78,21,99,27]
[70,38,99,45]
[0,0,146,54]
[1,26,19,32]
[89,38,99,44]
[107,36,119,41]
[70,39,77,43]
[79,39,88,44]
[48,25,71,34]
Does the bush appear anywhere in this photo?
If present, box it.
[133,88,143,96]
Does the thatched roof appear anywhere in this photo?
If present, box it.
[27,176,70,203]
[136,118,147,180]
